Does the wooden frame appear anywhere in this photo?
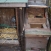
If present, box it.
[0,3,26,7]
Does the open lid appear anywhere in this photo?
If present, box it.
[0,0,28,7]
[27,0,48,8]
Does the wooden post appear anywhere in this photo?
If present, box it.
[15,8,21,50]
[15,7,25,51]
[19,7,25,51]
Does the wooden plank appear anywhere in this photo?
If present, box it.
[28,5,48,8]
[25,34,51,37]
[0,44,19,46]
[0,40,19,45]
[28,18,46,24]
[25,28,51,36]
[0,3,26,7]
[26,37,47,49]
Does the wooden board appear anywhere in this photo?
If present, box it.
[28,5,48,8]
[25,28,51,37]
[28,18,46,24]
[26,37,47,49]
[0,40,19,45]
[0,3,26,7]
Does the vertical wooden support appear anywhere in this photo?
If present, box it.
[15,7,25,51]
[21,8,25,51]
[19,7,25,51]
[15,8,21,50]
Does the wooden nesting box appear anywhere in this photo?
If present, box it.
[25,7,51,51]
[25,8,46,28]
[26,8,46,24]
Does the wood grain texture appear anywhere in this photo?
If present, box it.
[0,3,26,7]
[0,8,14,26]
[25,28,51,37]
[0,40,19,45]
[28,18,46,24]
[26,37,47,49]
